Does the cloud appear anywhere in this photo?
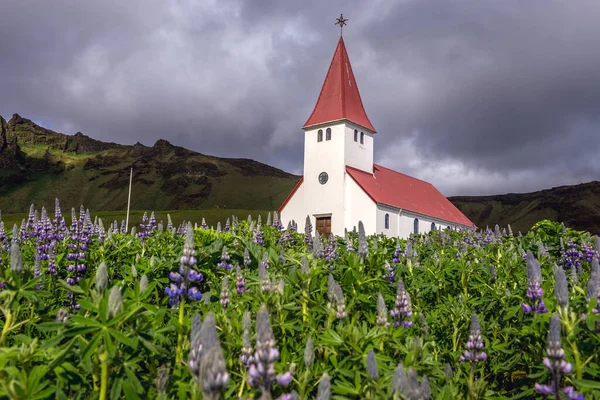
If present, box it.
[1,0,599,195]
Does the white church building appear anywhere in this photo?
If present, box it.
[279,36,474,238]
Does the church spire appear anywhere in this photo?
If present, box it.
[302,36,376,133]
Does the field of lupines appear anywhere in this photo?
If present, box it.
[0,201,599,400]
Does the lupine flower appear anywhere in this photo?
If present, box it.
[383,260,395,282]
[521,252,548,314]
[165,223,204,306]
[56,308,69,323]
[390,279,413,328]
[460,313,487,362]
[554,265,569,309]
[33,256,43,290]
[376,292,389,327]
[534,314,583,399]
[489,263,497,282]
[345,230,354,253]
[357,221,368,258]
[243,248,252,268]
[220,276,229,308]
[95,261,108,292]
[366,349,378,380]
[304,216,313,249]
[139,275,149,293]
[405,368,428,400]
[420,313,428,335]
[191,313,230,399]
[559,240,583,274]
[248,305,292,396]
[259,260,271,293]
[260,252,270,270]
[240,311,253,366]
[267,212,272,226]
[108,286,122,318]
[304,336,314,368]
[312,231,323,258]
[332,283,347,319]
[257,214,262,227]
[156,365,169,395]
[316,373,331,400]
[392,363,406,395]
[10,241,23,274]
[583,258,599,328]
[324,237,337,269]
[235,265,248,295]
[200,218,208,230]
[217,246,232,271]
[216,221,222,233]
[444,363,454,378]
[253,226,264,245]
[327,274,336,305]
[301,256,309,275]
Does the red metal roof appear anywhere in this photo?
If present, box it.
[303,37,376,132]
[346,164,474,226]
[278,176,303,214]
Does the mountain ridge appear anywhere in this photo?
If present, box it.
[1,113,598,234]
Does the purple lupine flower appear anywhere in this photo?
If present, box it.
[383,260,395,282]
[220,276,229,308]
[390,279,413,328]
[581,241,595,263]
[559,240,583,274]
[200,218,208,230]
[248,305,292,397]
[357,221,368,258]
[279,230,292,247]
[460,313,487,363]
[224,218,230,232]
[253,226,264,245]
[332,283,348,320]
[324,236,338,269]
[243,248,251,268]
[217,246,232,271]
[304,215,313,249]
[534,314,583,399]
[521,252,548,314]
[376,292,389,327]
[165,223,204,306]
[240,312,253,366]
[583,258,600,331]
[235,265,249,295]
[273,211,284,231]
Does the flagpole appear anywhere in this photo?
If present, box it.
[126,167,133,232]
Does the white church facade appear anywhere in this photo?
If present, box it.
[279,36,473,238]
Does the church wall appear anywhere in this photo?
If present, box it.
[302,123,348,236]
[279,182,306,233]
[398,210,458,238]
[344,175,377,235]
[376,204,400,237]
[344,122,374,173]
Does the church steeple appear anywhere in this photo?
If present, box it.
[303,37,376,133]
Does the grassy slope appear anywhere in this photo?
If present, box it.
[449,181,600,234]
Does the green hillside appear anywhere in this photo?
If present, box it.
[0,114,300,214]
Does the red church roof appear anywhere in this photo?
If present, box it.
[346,164,474,227]
[278,176,303,214]
[303,37,376,132]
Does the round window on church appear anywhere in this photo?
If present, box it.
[318,172,328,185]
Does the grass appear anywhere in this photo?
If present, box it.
[1,209,272,231]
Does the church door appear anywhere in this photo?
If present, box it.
[316,216,331,235]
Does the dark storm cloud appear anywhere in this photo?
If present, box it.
[1,0,599,195]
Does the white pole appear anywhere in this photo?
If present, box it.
[125,167,133,232]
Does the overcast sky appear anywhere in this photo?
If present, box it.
[1,0,599,196]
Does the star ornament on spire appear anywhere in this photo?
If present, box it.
[335,14,349,36]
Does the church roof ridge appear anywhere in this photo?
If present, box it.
[302,37,376,132]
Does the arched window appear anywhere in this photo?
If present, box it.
[326,127,331,140]
[360,132,364,144]
[385,213,390,229]
[317,129,323,142]
[414,218,419,234]
[431,222,436,231]
[354,129,358,141]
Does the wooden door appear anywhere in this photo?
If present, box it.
[316,216,331,235]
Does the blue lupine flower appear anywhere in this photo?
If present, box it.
[217,246,232,271]
[559,240,583,274]
[535,314,583,399]
[253,227,264,245]
[390,279,413,328]
[521,252,548,314]
[460,313,487,362]
[165,223,204,306]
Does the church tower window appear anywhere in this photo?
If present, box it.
[317,129,323,142]
[326,127,332,140]
[384,213,390,229]
[414,218,419,234]
[360,132,364,144]
[354,129,358,141]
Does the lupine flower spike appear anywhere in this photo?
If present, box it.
[390,279,413,328]
[376,292,389,327]
[535,314,583,399]
[460,313,486,362]
[521,252,548,314]
[248,305,292,398]
[316,373,331,400]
